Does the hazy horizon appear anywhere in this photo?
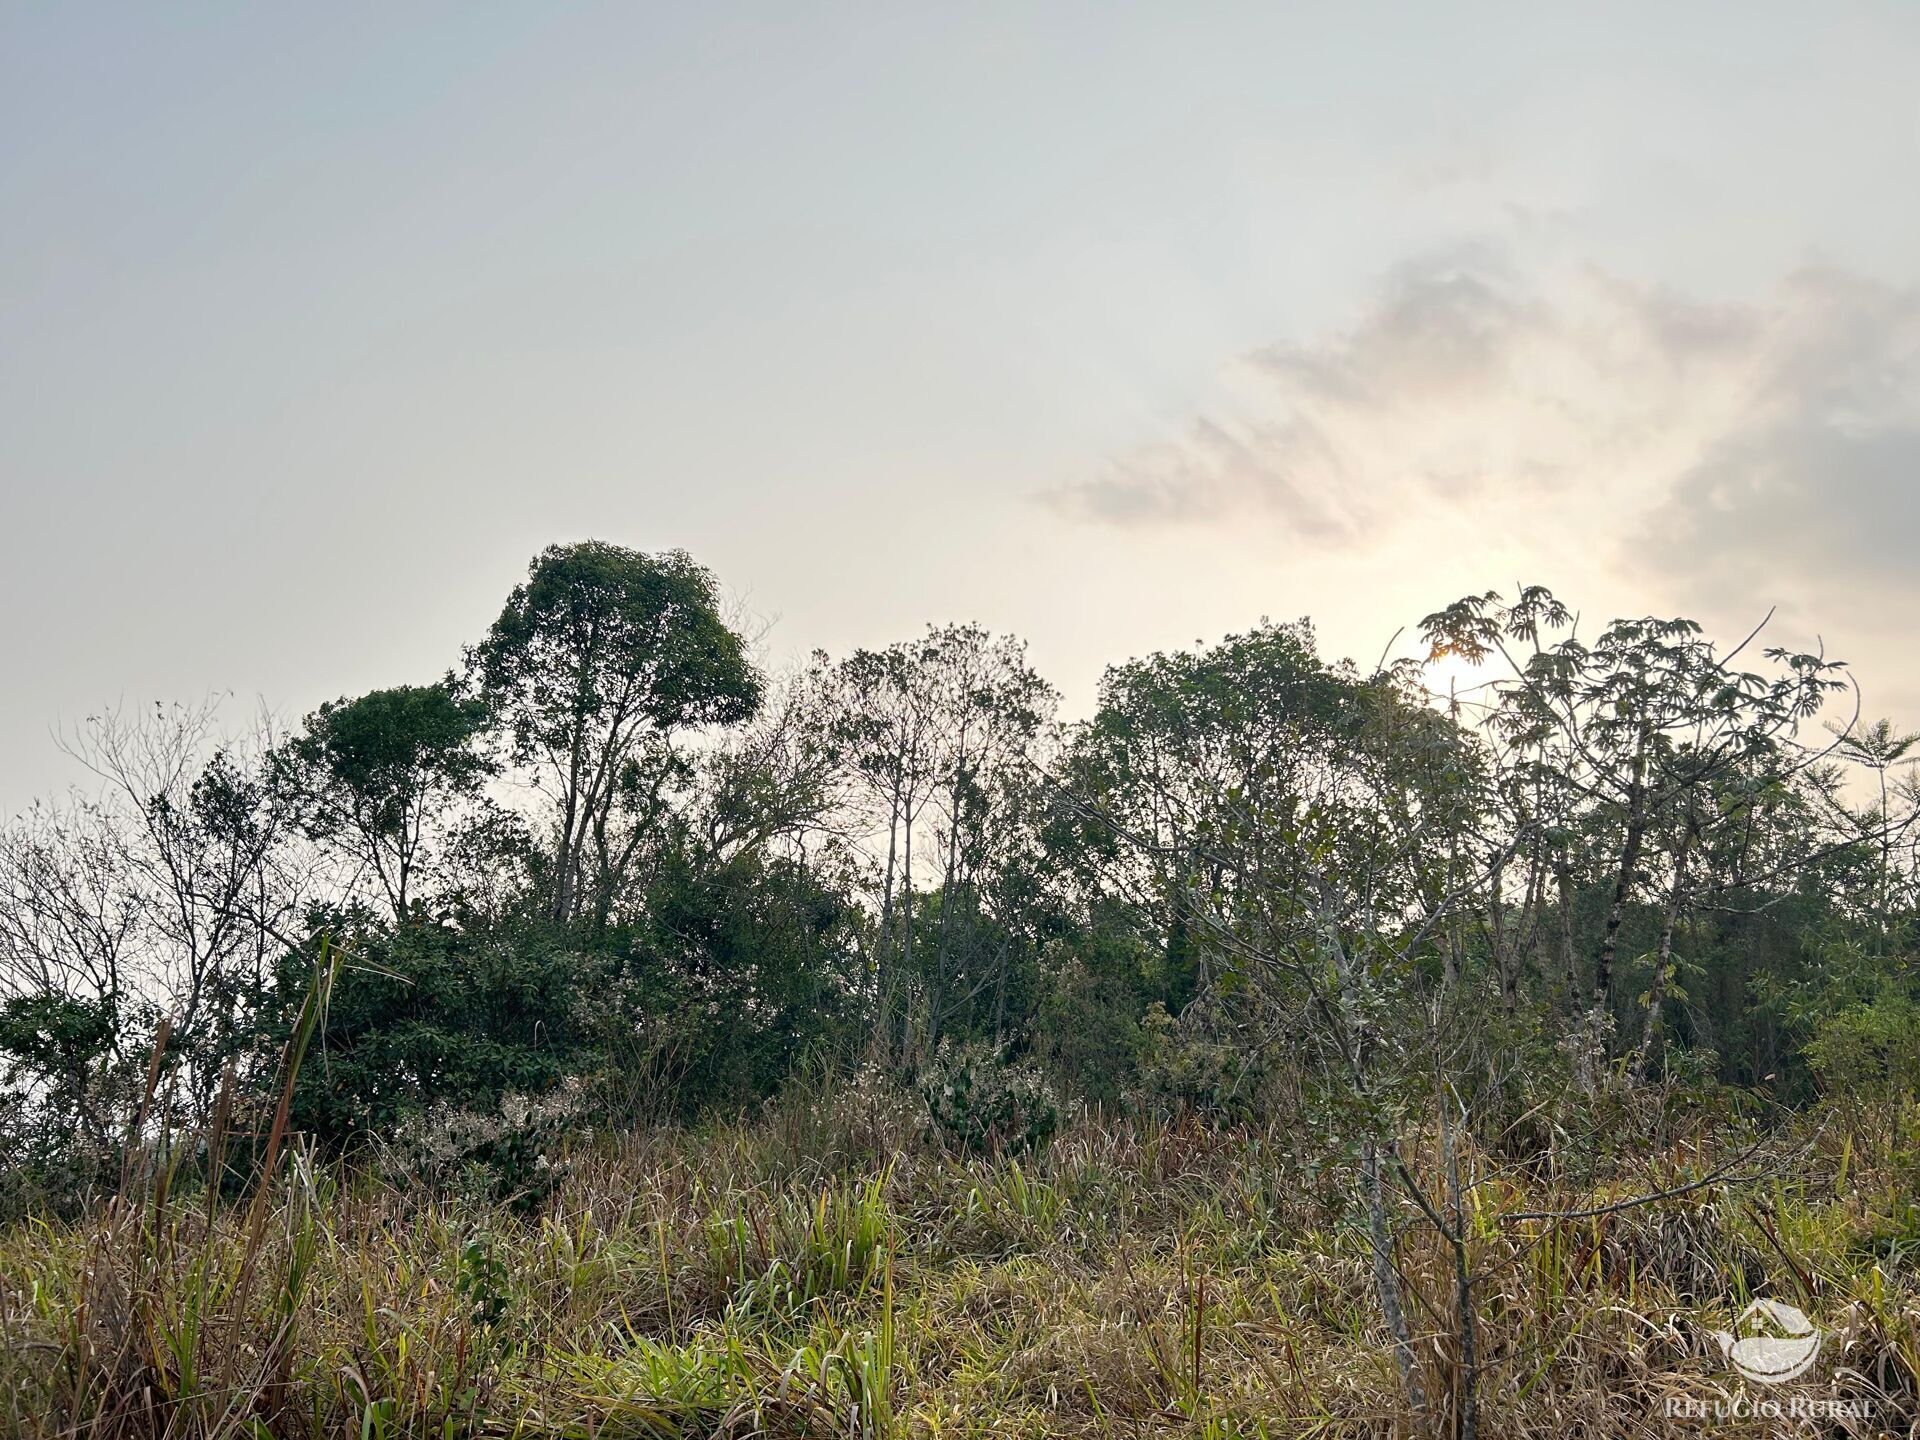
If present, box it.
[7,3,1920,811]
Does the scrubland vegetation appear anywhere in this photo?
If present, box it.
[2,541,1918,1436]
[4,1080,1916,1438]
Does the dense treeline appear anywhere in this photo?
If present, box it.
[3,543,1916,1211]
[4,540,1920,1432]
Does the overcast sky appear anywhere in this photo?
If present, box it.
[5,3,1920,810]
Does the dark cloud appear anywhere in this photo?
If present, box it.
[1648,427,1920,586]
[1251,268,1527,409]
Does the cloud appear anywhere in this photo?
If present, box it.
[1634,270,1920,607]
[1046,256,1920,635]
[1050,256,1773,534]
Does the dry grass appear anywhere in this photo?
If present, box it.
[1,1088,1916,1439]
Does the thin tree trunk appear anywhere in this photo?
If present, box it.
[1507,851,1548,1017]
[1363,1137,1430,1425]
[552,630,601,923]
[1594,728,1652,1017]
[1324,906,1430,1429]
[900,798,914,1065]
[1486,852,1510,1014]
[1445,830,1463,993]
[928,770,965,1065]
[1554,859,1579,1008]
[991,934,1008,1047]
[1437,1083,1478,1440]
[1877,767,1891,957]
[1632,819,1695,1082]
[874,779,902,1063]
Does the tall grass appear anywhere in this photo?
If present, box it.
[1,1085,1915,1437]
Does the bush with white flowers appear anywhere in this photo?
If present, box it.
[921,1040,1058,1154]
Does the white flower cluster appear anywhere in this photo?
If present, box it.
[376,1079,588,1200]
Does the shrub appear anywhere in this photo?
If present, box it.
[921,1040,1058,1154]
[1806,991,1920,1100]
[375,1080,587,1210]
[1031,931,1155,1107]
[1131,998,1268,1123]
[282,920,601,1147]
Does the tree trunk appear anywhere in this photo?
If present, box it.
[1554,859,1579,1010]
[1440,1096,1478,1440]
[899,798,915,1064]
[1594,728,1652,1017]
[1632,819,1695,1082]
[1324,910,1430,1428]
[1444,830,1464,993]
[1486,851,1511,1014]
[1362,1137,1430,1425]
[874,780,902,1064]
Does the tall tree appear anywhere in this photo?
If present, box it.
[469,543,761,926]
[1060,625,1493,1427]
[1057,620,1355,1011]
[914,626,1055,1059]
[1825,717,1920,954]
[825,625,1055,1062]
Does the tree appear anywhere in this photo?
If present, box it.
[823,639,941,1057]
[1059,624,1495,1428]
[596,660,869,1116]
[824,624,1056,1063]
[0,801,148,1182]
[609,846,866,1117]
[1824,717,1920,954]
[283,682,494,923]
[1056,620,1355,1011]
[469,542,761,926]
[1421,589,1849,1076]
[56,701,314,1121]
[911,627,1055,1059]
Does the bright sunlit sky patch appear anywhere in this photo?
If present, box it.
[4,3,1920,807]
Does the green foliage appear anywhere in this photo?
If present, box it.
[470,541,761,925]
[708,1176,893,1326]
[282,921,599,1147]
[0,992,117,1078]
[1806,990,1920,1099]
[0,994,132,1217]
[473,541,761,744]
[283,682,494,918]
[287,684,492,824]
[1057,620,1362,1013]
[455,1231,514,1334]
[1132,998,1269,1123]
[921,1040,1059,1153]
[1031,925,1158,1107]
[601,847,866,1119]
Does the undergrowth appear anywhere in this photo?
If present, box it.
[1,1084,1916,1438]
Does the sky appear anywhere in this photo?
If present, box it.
[4,2,1920,810]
